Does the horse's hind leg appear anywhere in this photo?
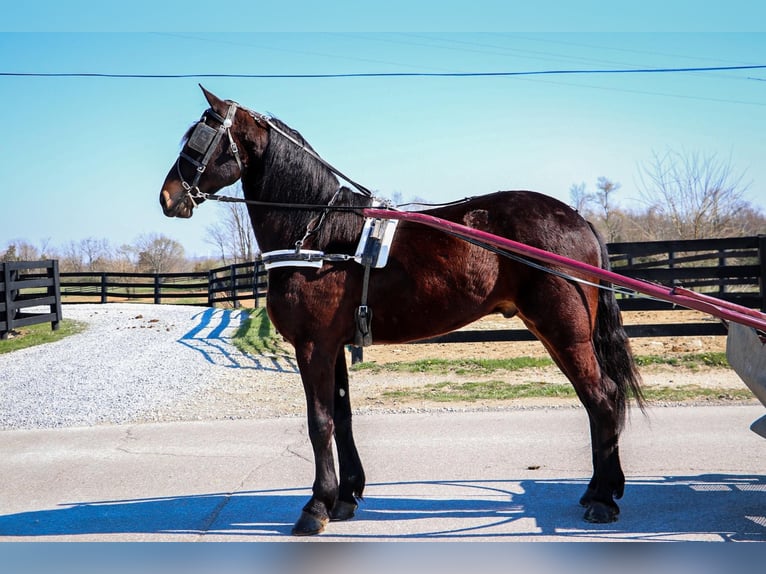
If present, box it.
[546,338,624,522]
[518,287,625,523]
[330,347,366,521]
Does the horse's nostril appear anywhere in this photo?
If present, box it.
[160,189,185,218]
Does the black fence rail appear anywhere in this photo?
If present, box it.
[608,235,765,312]
[1,260,62,339]
[60,261,268,307]
[60,270,209,305]
[18,235,763,346]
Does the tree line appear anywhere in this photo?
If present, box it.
[571,149,765,243]
[1,234,194,275]
[3,149,764,272]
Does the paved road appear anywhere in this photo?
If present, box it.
[0,405,763,541]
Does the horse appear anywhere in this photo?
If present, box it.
[159,86,644,536]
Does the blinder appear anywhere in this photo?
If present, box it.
[176,102,243,205]
[187,121,219,154]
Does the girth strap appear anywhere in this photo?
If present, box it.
[354,262,373,348]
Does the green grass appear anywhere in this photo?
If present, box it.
[0,319,86,354]
[634,352,729,369]
[352,352,729,375]
[231,308,290,356]
[380,380,754,403]
[381,380,575,402]
[351,357,554,375]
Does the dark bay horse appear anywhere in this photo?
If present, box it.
[159,86,644,535]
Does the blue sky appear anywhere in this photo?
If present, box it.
[2,11,765,256]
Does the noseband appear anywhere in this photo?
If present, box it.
[176,101,243,206]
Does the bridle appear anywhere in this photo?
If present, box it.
[174,100,380,213]
[175,101,244,208]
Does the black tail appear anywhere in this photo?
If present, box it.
[588,223,646,427]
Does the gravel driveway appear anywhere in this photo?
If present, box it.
[0,304,301,430]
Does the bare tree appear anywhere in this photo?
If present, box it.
[205,185,257,264]
[1,240,40,261]
[569,182,593,216]
[59,241,85,272]
[135,233,186,274]
[594,177,624,242]
[79,237,112,271]
[638,150,752,239]
[113,244,138,273]
[568,178,625,241]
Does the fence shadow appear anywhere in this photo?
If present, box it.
[178,308,298,374]
[1,474,763,541]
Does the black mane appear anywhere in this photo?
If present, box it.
[245,117,371,252]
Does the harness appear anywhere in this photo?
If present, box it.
[174,99,398,347]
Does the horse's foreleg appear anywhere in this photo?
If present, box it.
[292,344,339,536]
[330,348,366,522]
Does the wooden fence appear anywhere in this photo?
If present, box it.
[60,261,268,307]
[609,235,765,311]
[1,260,62,339]
[13,235,764,344]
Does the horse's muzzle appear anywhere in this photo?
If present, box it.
[160,188,193,219]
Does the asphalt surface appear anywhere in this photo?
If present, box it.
[0,404,764,542]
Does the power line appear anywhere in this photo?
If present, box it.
[2,64,766,79]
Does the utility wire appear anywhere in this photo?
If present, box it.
[2,64,766,79]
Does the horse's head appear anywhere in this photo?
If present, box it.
[160,86,264,218]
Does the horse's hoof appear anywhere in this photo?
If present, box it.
[291,511,329,536]
[579,488,595,507]
[330,500,358,522]
[583,502,619,524]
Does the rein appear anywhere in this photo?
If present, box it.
[186,189,371,212]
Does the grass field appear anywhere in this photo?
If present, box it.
[0,320,86,354]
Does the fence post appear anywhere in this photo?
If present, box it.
[230,264,240,308]
[254,261,266,308]
[252,264,259,307]
[50,260,61,331]
[759,235,766,312]
[208,269,215,307]
[1,263,12,340]
[154,274,161,305]
[717,248,726,296]
[100,273,107,304]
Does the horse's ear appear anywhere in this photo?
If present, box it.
[199,84,225,111]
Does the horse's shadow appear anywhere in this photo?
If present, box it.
[178,307,298,373]
[1,474,763,540]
